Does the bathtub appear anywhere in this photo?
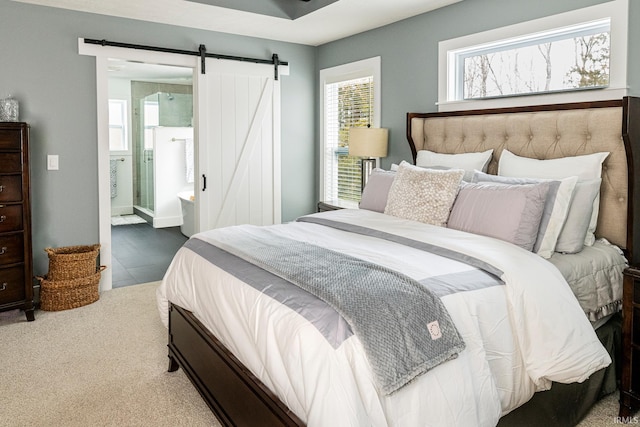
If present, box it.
[177,191,195,237]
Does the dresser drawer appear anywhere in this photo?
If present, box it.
[0,205,23,232]
[0,265,25,304]
[0,153,22,173]
[0,175,22,202]
[0,129,22,150]
[0,233,24,265]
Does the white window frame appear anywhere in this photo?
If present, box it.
[108,99,128,152]
[319,57,381,203]
[438,0,628,111]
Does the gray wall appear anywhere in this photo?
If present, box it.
[316,0,638,168]
[1,0,637,276]
[0,0,316,275]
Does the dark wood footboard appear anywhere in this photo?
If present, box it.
[168,303,305,427]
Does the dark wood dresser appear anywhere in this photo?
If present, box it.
[0,122,34,321]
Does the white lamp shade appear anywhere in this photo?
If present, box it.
[348,127,389,158]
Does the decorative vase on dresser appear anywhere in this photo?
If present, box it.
[0,122,34,321]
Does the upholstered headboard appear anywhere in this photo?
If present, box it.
[406,98,640,263]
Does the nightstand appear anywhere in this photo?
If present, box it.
[620,266,640,417]
[317,199,359,212]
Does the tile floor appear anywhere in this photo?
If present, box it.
[111,222,188,288]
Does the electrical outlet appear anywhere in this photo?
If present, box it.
[47,155,59,171]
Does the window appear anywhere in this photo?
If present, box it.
[438,0,627,111]
[108,99,128,151]
[457,19,610,100]
[320,57,381,204]
[143,99,159,150]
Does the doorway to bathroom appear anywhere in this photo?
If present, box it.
[82,39,288,290]
[108,60,194,287]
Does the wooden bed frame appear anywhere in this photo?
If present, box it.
[167,96,640,426]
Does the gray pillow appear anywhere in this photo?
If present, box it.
[448,181,550,252]
[555,178,602,254]
[471,170,577,259]
[359,168,396,213]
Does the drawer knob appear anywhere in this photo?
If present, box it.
[0,283,6,291]
[0,215,5,223]
[0,185,4,192]
[0,246,6,255]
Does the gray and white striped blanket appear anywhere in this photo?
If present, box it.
[208,228,466,395]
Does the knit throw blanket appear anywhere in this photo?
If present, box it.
[212,229,465,395]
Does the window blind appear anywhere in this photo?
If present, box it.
[324,76,374,202]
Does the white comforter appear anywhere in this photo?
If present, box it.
[157,209,611,427]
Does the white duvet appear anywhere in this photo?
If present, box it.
[157,209,611,427]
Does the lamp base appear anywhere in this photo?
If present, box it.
[361,158,376,191]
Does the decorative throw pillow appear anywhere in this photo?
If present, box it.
[498,149,609,247]
[359,168,396,213]
[416,149,493,182]
[448,181,551,252]
[384,161,464,226]
[471,170,578,259]
[555,178,602,253]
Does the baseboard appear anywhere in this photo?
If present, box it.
[111,206,134,216]
[153,215,182,228]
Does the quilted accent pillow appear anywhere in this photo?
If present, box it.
[448,181,551,251]
[384,161,464,226]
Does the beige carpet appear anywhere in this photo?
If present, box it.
[0,281,622,426]
[577,391,620,426]
[0,282,220,427]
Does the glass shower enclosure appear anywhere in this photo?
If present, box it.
[134,90,193,217]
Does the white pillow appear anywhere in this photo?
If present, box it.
[416,149,493,182]
[498,150,609,247]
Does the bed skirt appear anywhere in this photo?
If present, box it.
[498,312,621,427]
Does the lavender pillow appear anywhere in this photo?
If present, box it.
[471,170,578,258]
[359,168,396,213]
[448,181,550,251]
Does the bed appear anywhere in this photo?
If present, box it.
[157,97,640,426]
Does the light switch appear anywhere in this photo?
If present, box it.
[47,155,59,171]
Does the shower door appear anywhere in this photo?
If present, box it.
[137,93,158,213]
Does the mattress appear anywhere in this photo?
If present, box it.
[157,209,611,426]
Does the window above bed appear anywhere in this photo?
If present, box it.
[438,0,628,112]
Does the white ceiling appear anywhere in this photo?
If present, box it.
[12,0,461,46]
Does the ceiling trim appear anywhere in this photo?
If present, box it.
[12,0,462,46]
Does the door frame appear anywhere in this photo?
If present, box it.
[79,39,199,291]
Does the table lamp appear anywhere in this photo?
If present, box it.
[348,127,389,190]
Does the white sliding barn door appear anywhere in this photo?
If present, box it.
[196,60,287,232]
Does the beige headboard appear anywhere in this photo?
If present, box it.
[407,101,629,249]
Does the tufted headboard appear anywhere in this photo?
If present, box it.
[406,97,640,264]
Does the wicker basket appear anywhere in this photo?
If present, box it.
[38,266,106,311]
[45,244,101,281]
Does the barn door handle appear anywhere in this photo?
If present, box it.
[202,174,207,192]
